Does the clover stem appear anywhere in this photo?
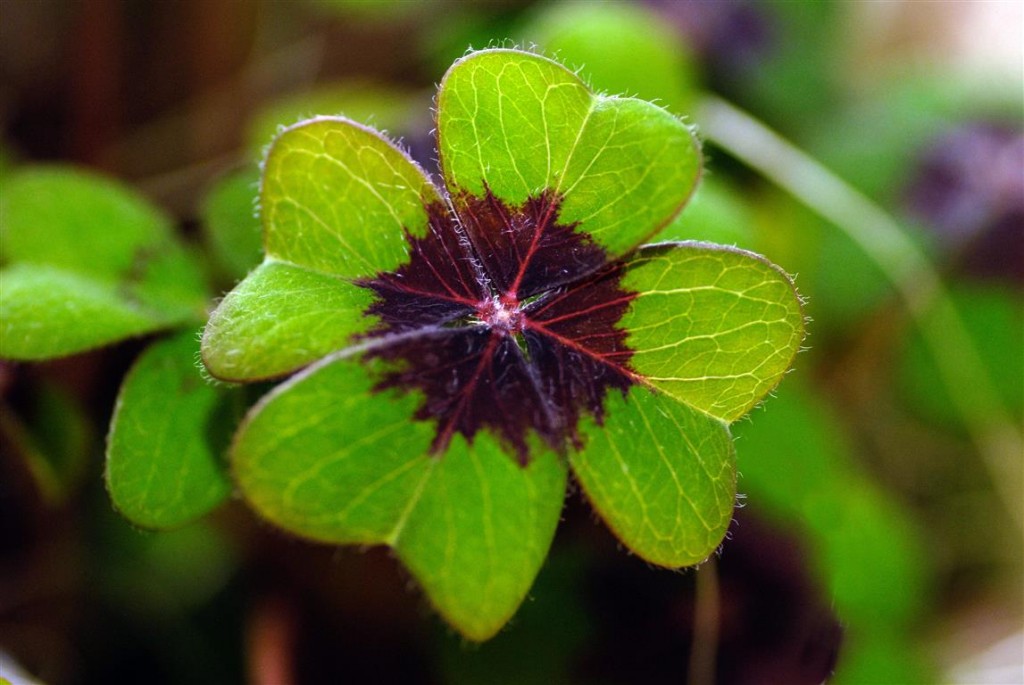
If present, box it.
[688,557,720,685]
[698,94,1024,534]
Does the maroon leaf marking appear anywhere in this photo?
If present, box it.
[357,189,639,464]
[456,189,608,298]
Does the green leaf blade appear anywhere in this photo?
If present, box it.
[557,96,702,257]
[0,265,177,359]
[201,167,264,280]
[394,434,567,641]
[231,353,567,640]
[261,117,441,279]
[438,49,593,203]
[2,167,175,275]
[201,260,374,381]
[0,167,208,359]
[437,50,701,263]
[231,355,435,543]
[106,330,232,529]
[622,242,805,422]
[570,386,735,567]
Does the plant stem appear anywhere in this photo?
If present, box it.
[688,558,720,685]
[697,95,1023,533]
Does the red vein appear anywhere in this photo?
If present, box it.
[532,294,636,326]
[430,333,499,454]
[507,192,559,297]
[523,319,639,381]
[429,220,483,300]
[375,279,478,308]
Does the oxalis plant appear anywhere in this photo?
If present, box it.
[2,49,804,641]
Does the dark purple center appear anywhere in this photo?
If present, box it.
[357,189,639,463]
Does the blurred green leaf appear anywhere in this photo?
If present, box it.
[655,177,757,248]
[0,168,207,359]
[806,74,1024,203]
[723,1,843,141]
[107,330,233,529]
[1,265,180,359]
[733,379,931,679]
[898,285,1023,429]
[751,189,896,327]
[833,628,934,685]
[200,167,263,281]
[521,1,698,115]
[246,83,420,159]
[97,506,238,615]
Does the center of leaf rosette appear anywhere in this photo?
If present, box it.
[475,295,524,334]
[356,189,639,464]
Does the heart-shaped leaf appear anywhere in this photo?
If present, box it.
[202,260,375,381]
[437,49,701,261]
[261,118,440,277]
[232,353,566,640]
[106,330,234,528]
[620,242,804,421]
[0,168,207,359]
[570,385,735,567]
[202,118,440,380]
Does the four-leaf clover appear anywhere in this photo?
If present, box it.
[202,49,804,640]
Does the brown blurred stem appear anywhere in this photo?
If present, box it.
[247,595,297,685]
[688,558,720,685]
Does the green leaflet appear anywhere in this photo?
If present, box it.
[202,118,440,380]
[0,168,207,359]
[621,242,805,422]
[898,285,1023,429]
[202,260,375,381]
[394,433,566,640]
[233,354,567,640]
[106,330,233,529]
[571,386,735,567]
[437,49,701,260]
[261,117,440,277]
[1,265,177,359]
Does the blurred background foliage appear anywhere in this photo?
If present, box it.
[1,1,1021,683]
